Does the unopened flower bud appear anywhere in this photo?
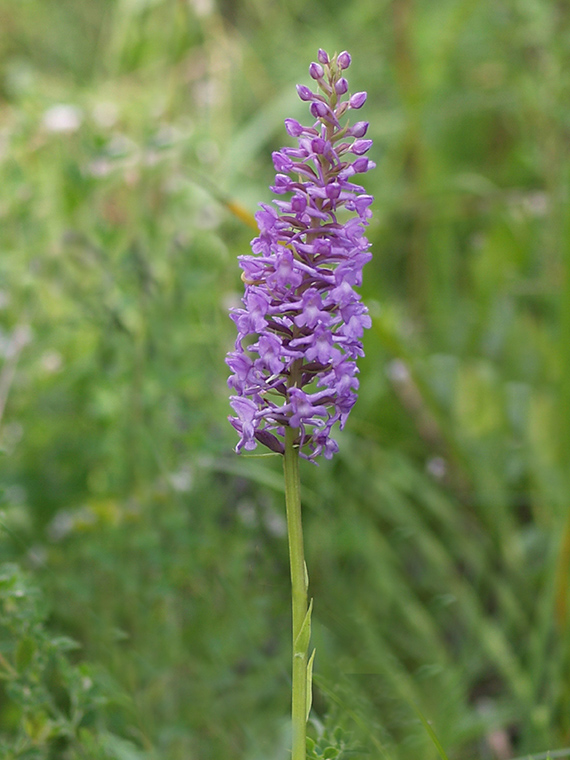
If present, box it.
[335,78,349,95]
[310,101,329,119]
[272,151,293,172]
[309,62,324,80]
[337,51,352,70]
[296,84,314,102]
[349,91,367,109]
[285,118,304,136]
[351,139,373,155]
[349,121,369,137]
[352,157,372,173]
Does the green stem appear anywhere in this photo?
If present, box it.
[283,426,309,760]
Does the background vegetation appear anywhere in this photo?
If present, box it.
[1,0,570,757]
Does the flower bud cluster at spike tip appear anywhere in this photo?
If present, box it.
[226,50,374,461]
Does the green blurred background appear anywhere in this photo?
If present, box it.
[1,0,570,757]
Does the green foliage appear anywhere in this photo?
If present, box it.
[0,563,148,760]
[1,0,570,758]
[306,728,361,760]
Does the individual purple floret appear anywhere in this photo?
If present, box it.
[226,49,374,461]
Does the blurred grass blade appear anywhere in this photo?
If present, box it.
[510,750,570,760]
[186,168,258,230]
[407,700,450,760]
[554,511,570,631]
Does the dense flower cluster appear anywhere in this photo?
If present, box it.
[226,49,374,460]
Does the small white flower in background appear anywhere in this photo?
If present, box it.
[92,101,118,129]
[168,465,193,493]
[47,510,75,542]
[47,506,97,542]
[41,350,63,374]
[263,508,287,538]
[190,0,214,18]
[42,104,82,133]
[426,456,447,480]
[237,499,257,528]
[27,545,48,569]
[87,158,112,178]
[386,358,410,384]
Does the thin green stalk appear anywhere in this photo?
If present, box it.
[283,426,310,760]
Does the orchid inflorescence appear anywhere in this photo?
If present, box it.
[226,49,374,461]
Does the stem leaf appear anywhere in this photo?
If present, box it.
[294,598,313,656]
[306,647,316,720]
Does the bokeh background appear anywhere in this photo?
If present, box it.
[1,0,570,758]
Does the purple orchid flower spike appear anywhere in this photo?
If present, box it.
[226,50,374,461]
